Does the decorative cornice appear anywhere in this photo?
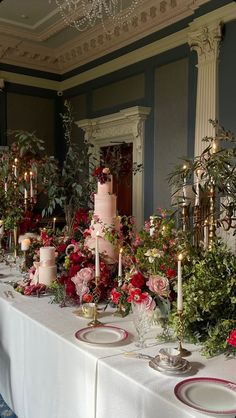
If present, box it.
[0,0,210,74]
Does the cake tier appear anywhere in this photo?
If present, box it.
[38,265,57,286]
[94,194,117,218]
[97,175,113,195]
[40,246,55,263]
[85,236,118,263]
[90,217,119,235]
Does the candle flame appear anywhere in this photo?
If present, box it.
[183,164,187,170]
[53,217,56,222]
[178,254,183,261]
[119,247,123,254]
[96,231,100,237]
[14,158,18,164]
[30,171,33,177]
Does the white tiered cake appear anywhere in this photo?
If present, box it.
[38,246,57,286]
[86,173,119,263]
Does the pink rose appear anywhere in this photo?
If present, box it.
[71,267,94,286]
[102,167,110,174]
[146,275,169,297]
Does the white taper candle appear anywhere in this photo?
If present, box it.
[95,232,100,278]
[177,254,183,311]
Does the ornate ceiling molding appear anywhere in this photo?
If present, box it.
[0,0,211,74]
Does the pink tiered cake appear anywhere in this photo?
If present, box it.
[86,173,119,263]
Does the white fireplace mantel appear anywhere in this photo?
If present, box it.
[76,106,151,228]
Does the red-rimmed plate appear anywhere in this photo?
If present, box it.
[75,325,129,346]
[174,377,236,416]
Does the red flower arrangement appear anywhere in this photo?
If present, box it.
[93,167,111,184]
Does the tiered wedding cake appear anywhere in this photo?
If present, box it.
[38,246,57,286]
[86,171,119,262]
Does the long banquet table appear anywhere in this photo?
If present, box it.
[0,263,235,418]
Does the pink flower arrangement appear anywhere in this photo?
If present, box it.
[226,330,236,348]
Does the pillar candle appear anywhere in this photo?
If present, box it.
[177,254,183,311]
[95,232,100,278]
[53,217,56,232]
[21,238,30,251]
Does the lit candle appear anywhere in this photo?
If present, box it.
[95,231,100,278]
[24,172,28,201]
[53,217,56,232]
[30,171,33,199]
[195,170,200,206]
[21,238,30,251]
[150,216,154,237]
[177,254,183,311]
[118,248,123,279]
[4,178,7,195]
[183,165,187,205]
[14,158,18,178]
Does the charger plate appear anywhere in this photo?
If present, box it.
[174,377,236,415]
[75,325,128,346]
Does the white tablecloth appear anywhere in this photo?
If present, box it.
[0,263,235,418]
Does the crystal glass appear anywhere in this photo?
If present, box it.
[132,302,153,348]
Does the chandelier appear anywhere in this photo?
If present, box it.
[53,0,141,33]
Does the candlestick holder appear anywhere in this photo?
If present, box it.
[181,204,190,232]
[88,277,103,327]
[175,310,191,357]
[193,205,201,247]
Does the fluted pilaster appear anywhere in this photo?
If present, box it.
[188,23,222,156]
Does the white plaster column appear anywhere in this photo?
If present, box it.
[76,106,151,229]
[188,22,222,157]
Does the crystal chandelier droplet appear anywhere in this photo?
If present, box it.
[54,0,142,33]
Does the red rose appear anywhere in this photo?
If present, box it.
[110,288,121,304]
[83,293,93,303]
[166,268,176,279]
[227,330,236,348]
[56,244,67,253]
[130,272,145,288]
[70,252,83,264]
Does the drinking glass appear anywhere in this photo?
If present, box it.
[132,302,153,348]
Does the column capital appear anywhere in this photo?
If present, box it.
[188,22,222,63]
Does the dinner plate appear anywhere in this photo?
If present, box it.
[174,377,236,415]
[75,325,128,346]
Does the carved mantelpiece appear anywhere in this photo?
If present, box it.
[76,106,151,228]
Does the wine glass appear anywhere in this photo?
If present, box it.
[132,302,153,348]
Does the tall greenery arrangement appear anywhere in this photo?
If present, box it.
[42,100,95,236]
[169,120,236,217]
